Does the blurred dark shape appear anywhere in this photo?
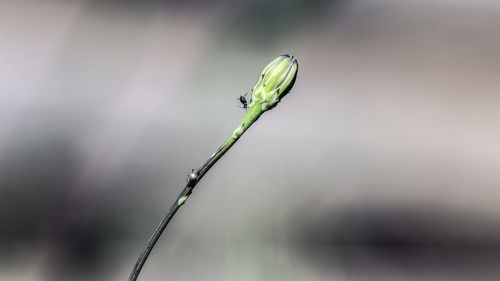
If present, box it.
[291,204,500,279]
[0,127,167,280]
[0,135,77,248]
[219,0,347,47]
[43,211,128,281]
[83,0,347,49]
[88,0,210,11]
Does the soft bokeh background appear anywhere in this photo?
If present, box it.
[1,0,500,280]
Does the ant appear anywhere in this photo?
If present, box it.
[238,93,250,110]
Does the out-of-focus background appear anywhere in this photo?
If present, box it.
[1,0,500,280]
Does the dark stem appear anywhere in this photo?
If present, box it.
[127,103,262,281]
[127,183,192,281]
[127,130,246,281]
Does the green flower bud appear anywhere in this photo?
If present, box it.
[250,54,298,111]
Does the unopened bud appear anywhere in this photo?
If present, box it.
[250,54,298,111]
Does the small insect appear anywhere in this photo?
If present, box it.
[238,93,249,110]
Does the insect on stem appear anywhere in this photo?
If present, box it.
[127,54,298,281]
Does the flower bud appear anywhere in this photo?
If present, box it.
[250,54,298,111]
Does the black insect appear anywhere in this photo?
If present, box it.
[238,93,249,110]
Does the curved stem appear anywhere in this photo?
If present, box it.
[128,104,264,281]
[127,186,189,281]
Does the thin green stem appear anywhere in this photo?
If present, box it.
[128,53,298,281]
[127,104,264,281]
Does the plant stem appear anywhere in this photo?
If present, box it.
[128,53,298,281]
[128,104,264,281]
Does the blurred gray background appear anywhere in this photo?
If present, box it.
[1,0,500,280]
